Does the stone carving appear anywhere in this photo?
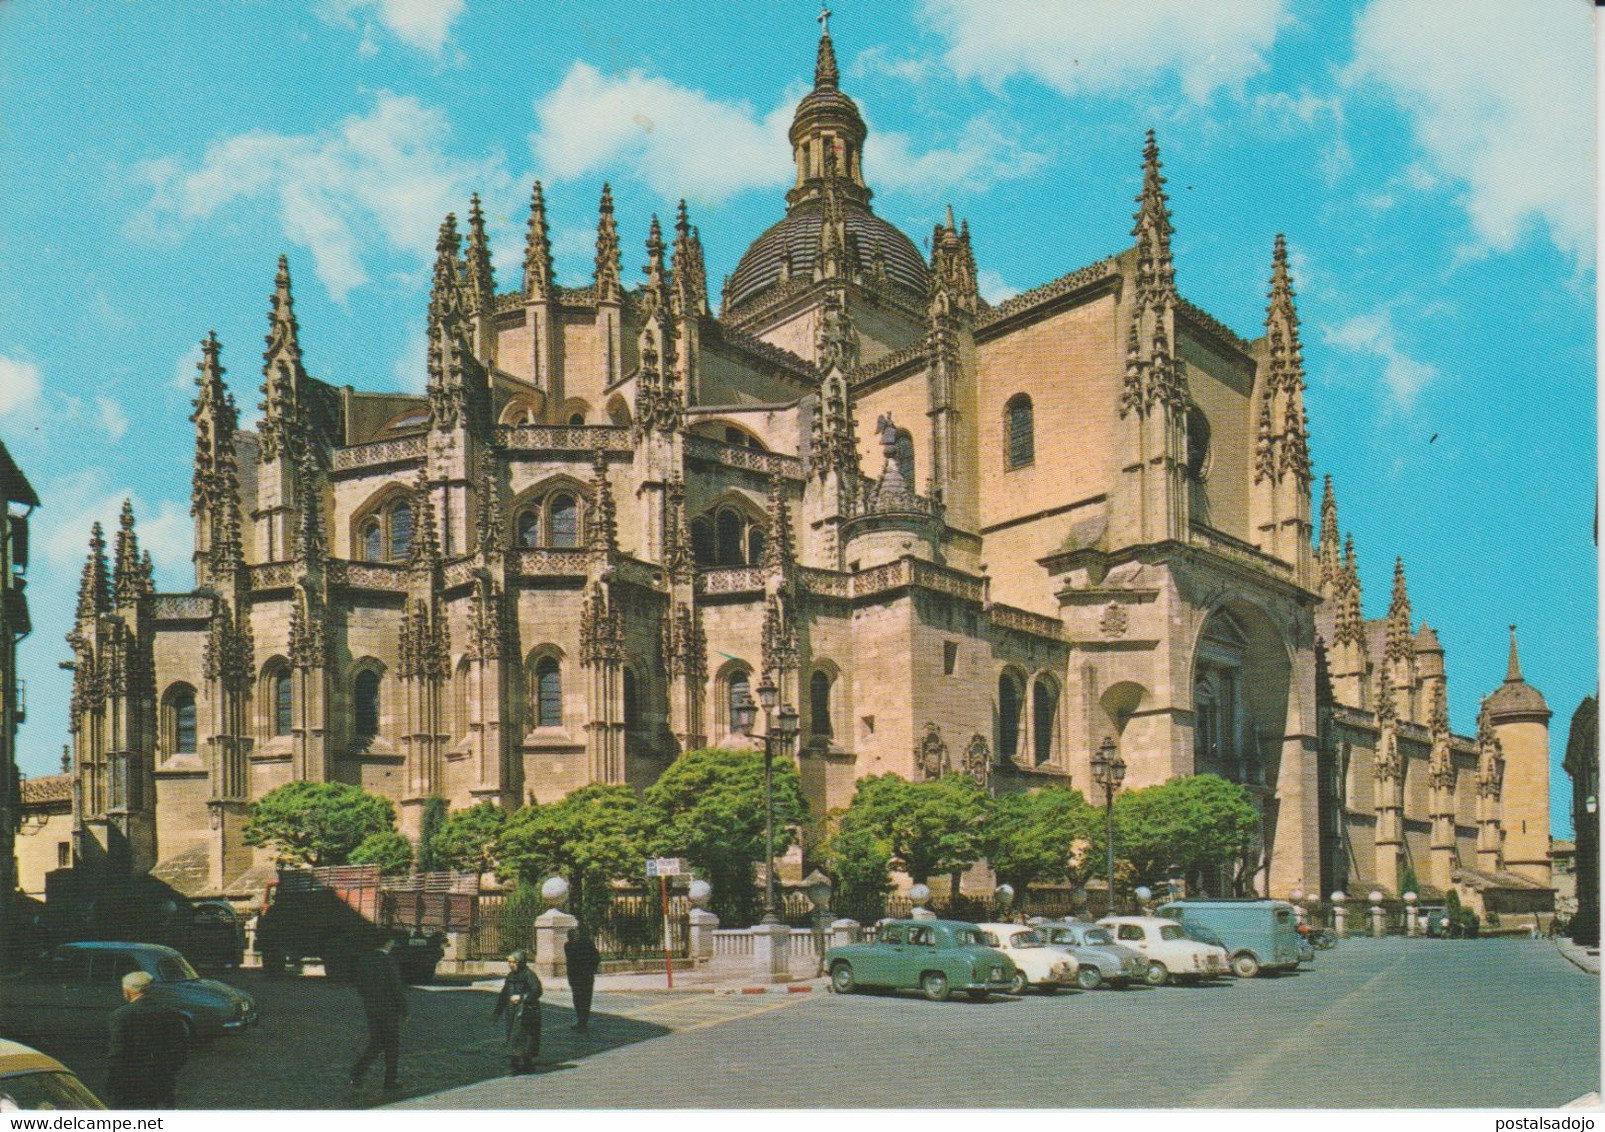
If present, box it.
[916,723,949,781]
[962,733,991,787]
[1099,602,1129,639]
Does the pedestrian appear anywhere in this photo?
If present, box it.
[492,951,543,1074]
[106,971,189,1109]
[348,933,408,1091]
[564,929,601,1031]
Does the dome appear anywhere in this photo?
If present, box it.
[1486,625,1551,720]
[725,197,929,312]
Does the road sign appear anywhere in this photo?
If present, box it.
[645,857,684,878]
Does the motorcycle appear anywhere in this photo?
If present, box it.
[1297,922,1337,951]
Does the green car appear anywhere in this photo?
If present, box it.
[825,919,1017,1002]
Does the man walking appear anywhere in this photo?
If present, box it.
[348,933,408,1091]
[564,928,602,1031]
[106,971,189,1109]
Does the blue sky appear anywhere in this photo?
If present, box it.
[0,1,1594,835]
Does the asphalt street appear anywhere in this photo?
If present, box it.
[404,938,1600,1109]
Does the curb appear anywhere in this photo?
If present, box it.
[1554,940,1601,976]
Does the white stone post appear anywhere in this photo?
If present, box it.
[1331,892,1348,938]
[1369,899,1385,938]
[751,921,792,984]
[534,907,578,978]
[908,883,936,920]
[1403,892,1419,937]
[688,906,720,963]
[830,918,861,949]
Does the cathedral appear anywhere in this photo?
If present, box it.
[59,21,1552,913]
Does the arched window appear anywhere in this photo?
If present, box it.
[623,669,640,731]
[167,687,197,755]
[273,670,292,737]
[360,520,382,563]
[354,670,381,737]
[727,670,751,731]
[691,517,716,567]
[810,670,833,738]
[569,413,586,427]
[549,494,579,548]
[1032,679,1058,766]
[1186,407,1211,482]
[998,673,1023,761]
[1006,395,1034,470]
[456,659,472,738]
[389,502,413,562]
[516,510,539,549]
[716,509,745,566]
[535,657,562,728]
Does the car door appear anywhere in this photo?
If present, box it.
[79,951,139,1027]
[1115,923,1149,955]
[861,923,902,985]
[903,925,936,987]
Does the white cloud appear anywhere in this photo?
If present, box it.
[977,269,1020,305]
[94,397,129,442]
[850,47,942,85]
[320,0,466,56]
[1347,0,1593,261]
[530,63,793,203]
[868,117,1046,195]
[172,343,203,392]
[134,92,509,301]
[39,471,192,579]
[921,0,1289,103]
[0,356,42,417]
[1322,309,1439,409]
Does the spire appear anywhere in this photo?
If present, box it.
[1318,475,1340,592]
[816,177,851,282]
[259,255,308,462]
[465,192,496,316]
[929,206,979,314]
[1375,663,1397,727]
[112,499,152,605]
[815,288,860,373]
[1120,131,1185,417]
[293,445,324,564]
[1505,624,1523,683]
[192,331,240,521]
[1386,556,1413,663]
[671,201,708,319]
[1334,534,1364,649]
[475,468,504,557]
[1132,130,1176,302]
[815,5,839,89]
[75,522,111,621]
[594,183,622,304]
[586,450,619,559]
[761,475,796,578]
[1265,235,1312,485]
[409,466,440,569]
[641,213,670,321]
[426,213,489,432]
[663,472,695,584]
[1253,398,1275,483]
[1429,677,1451,739]
[523,181,554,301]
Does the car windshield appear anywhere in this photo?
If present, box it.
[1010,932,1042,948]
[1081,928,1113,945]
[0,1071,105,1111]
[1159,924,1187,941]
[156,956,198,983]
[951,929,985,946]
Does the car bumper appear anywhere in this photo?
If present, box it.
[220,1010,260,1032]
[961,978,1017,992]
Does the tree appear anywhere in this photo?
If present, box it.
[431,801,509,876]
[1087,775,1261,894]
[983,786,1097,908]
[822,816,894,923]
[642,748,809,926]
[350,831,416,875]
[242,781,396,868]
[496,784,646,928]
[837,773,990,889]
[415,795,449,873]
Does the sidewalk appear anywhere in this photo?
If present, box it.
[1555,936,1601,975]
[448,960,830,996]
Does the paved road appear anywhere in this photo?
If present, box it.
[403,938,1599,1109]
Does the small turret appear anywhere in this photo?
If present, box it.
[1317,475,1340,598]
[586,450,619,561]
[465,193,497,363]
[259,255,308,463]
[523,181,553,302]
[594,183,622,305]
[74,522,111,622]
[1385,557,1413,664]
[112,499,152,606]
[671,201,708,320]
[1487,625,1551,884]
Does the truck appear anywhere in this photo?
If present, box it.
[1155,897,1302,978]
[255,865,478,983]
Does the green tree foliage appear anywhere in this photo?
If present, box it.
[496,784,646,928]
[822,817,894,923]
[642,748,809,926]
[1400,863,1421,898]
[836,773,991,887]
[242,781,396,867]
[415,795,449,873]
[497,881,543,955]
[431,801,509,876]
[984,786,1097,905]
[1081,775,1261,891]
[350,830,416,876]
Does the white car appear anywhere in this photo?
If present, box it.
[975,923,1079,994]
[1096,915,1231,986]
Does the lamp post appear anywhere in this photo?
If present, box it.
[1090,736,1126,916]
[732,674,800,927]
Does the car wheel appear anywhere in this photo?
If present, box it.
[1232,952,1260,979]
[920,971,951,1002]
[1076,965,1103,991]
[830,962,857,995]
[1007,970,1029,996]
[1143,961,1169,987]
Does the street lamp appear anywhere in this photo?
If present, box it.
[732,674,800,926]
[1090,735,1126,915]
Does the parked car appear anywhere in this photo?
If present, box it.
[0,942,258,1045]
[0,1040,104,1110]
[1035,920,1149,988]
[1156,899,1301,978]
[1096,915,1230,985]
[826,920,1016,1001]
[974,923,1077,994]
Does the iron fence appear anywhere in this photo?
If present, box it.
[466,891,690,961]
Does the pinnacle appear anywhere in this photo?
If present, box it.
[814,10,839,89]
[524,180,553,299]
[1505,624,1523,683]
[676,198,691,236]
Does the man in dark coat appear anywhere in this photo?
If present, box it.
[491,951,542,1074]
[563,930,602,1031]
[106,971,189,1109]
[348,934,408,1090]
